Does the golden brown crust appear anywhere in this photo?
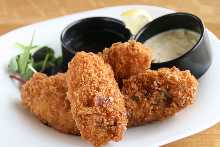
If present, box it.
[121,67,198,127]
[21,73,80,135]
[66,52,127,146]
[102,40,152,82]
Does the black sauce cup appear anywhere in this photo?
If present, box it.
[61,17,132,70]
[134,12,212,78]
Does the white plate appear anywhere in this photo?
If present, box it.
[0,5,220,147]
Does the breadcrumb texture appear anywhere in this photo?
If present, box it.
[66,52,127,146]
[21,73,79,135]
[122,67,198,127]
[102,40,152,82]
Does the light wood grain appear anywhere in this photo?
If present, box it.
[1,0,220,147]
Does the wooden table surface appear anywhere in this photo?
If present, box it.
[1,0,219,146]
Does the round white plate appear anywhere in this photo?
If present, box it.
[0,5,220,147]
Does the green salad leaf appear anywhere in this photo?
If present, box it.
[8,56,19,73]
[8,34,63,83]
[9,37,38,80]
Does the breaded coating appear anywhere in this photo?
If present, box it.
[102,40,152,82]
[66,52,127,146]
[21,73,80,135]
[121,67,198,127]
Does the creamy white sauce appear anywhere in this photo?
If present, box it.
[144,29,200,63]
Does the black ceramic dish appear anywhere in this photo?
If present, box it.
[134,12,212,78]
[61,13,212,78]
[61,17,132,69]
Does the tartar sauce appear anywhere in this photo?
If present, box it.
[144,29,200,63]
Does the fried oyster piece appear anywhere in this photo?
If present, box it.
[122,67,198,127]
[66,52,127,146]
[21,73,80,135]
[102,40,152,82]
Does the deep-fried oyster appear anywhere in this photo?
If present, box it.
[102,40,152,82]
[21,73,79,135]
[66,52,127,146]
[122,67,198,127]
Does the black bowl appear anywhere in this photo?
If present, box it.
[134,12,212,78]
[61,17,132,70]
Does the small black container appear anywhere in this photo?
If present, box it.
[61,17,132,69]
[134,12,212,78]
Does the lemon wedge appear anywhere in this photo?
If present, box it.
[121,9,153,34]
